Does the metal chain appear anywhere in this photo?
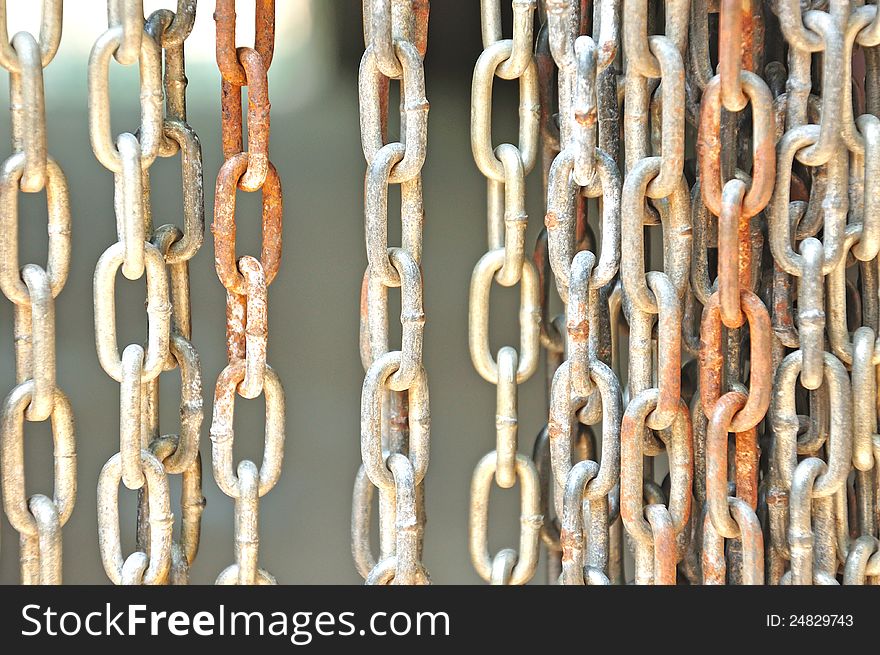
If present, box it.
[765,0,880,585]
[695,0,772,585]
[211,0,285,585]
[90,0,204,586]
[467,0,543,586]
[4,0,880,586]
[0,0,72,585]
[353,0,431,585]
[503,0,880,586]
[544,0,623,586]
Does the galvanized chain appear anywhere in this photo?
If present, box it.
[210,0,285,585]
[90,0,204,586]
[0,0,73,585]
[353,0,431,586]
[467,0,543,586]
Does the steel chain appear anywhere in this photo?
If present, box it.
[0,0,72,585]
[0,0,878,586]
[90,0,204,586]
[466,0,544,586]
[352,0,431,586]
[210,0,285,586]
[525,0,879,586]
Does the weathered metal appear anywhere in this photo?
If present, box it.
[2,0,879,587]
[209,0,284,584]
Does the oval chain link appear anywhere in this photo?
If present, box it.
[1,0,879,586]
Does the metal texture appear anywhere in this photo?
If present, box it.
[523,0,878,586]
[0,0,73,585]
[465,0,543,586]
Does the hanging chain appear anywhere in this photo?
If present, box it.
[694,0,772,585]
[0,0,73,585]
[526,0,880,586]
[210,0,285,585]
[615,0,691,586]
[353,0,431,586]
[764,0,880,585]
[544,0,623,586]
[90,0,204,586]
[467,0,543,586]
[4,0,880,587]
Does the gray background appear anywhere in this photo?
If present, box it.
[0,0,556,584]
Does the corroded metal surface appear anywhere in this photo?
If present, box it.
[210,0,284,585]
[470,0,880,586]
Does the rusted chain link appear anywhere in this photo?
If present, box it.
[2,0,880,587]
[528,0,878,586]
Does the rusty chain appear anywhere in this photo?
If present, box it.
[544,0,623,586]
[352,0,431,585]
[501,0,879,586]
[2,0,880,586]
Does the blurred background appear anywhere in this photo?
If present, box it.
[0,0,554,584]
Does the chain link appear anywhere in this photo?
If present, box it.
[520,0,880,586]
[542,0,625,586]
[466,0,543,586]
